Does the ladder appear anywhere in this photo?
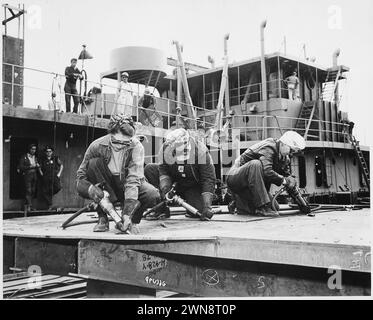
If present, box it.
[321,66,341,102]
[295,101,319,140]
[350,135,370,190]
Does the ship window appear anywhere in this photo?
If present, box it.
[315,155,327,187]
[298,156,307,188]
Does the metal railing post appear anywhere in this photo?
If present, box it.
[11,65,15,106]
[167,99,170,129]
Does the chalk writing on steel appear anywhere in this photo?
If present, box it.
[145,275,166,287]
[257,276,266,289]
[202,269,219,286]
[137,253,168,272]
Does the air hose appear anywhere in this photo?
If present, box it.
[271,186,321,216]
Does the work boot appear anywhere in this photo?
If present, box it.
[255,204,280,217]
[93,208,109,232]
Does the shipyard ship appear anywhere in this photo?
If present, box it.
[2,6,370,298]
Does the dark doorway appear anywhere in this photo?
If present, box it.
[298,156,307,188]
[9,137,38,199]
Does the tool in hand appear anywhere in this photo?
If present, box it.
[61,181,127,232]
[144,183,222,220]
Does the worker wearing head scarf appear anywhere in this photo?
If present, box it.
[144,128,216,221]
[227,131,306,217]
[76,113,160,233]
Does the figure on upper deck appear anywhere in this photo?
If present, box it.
[226,131,305,217]
[64,58,83,113]
[138,88,162,127]
[115,72,134,116]
[285,71,299,101]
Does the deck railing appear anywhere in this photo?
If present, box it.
[3,62,350,144]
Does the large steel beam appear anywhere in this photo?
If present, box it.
[106,238,371,273]
[78,240,370,297]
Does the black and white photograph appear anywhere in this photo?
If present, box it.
[1,0,372,304]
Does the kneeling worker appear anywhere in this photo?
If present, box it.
[227,131,305,217]
[76,113,160,233]
[145,128,216,221]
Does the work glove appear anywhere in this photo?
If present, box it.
[88,183,105,203]
[121,199,141,219]
[284,176,297,190]
[121,199,141,232]
[159,175,172,199]
[201,192,214,221]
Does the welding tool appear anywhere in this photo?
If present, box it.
[143,183,177,219]
[272,184,314,217]
[99,190,128,232]
[144,183,222,220]
[287,185,313,216]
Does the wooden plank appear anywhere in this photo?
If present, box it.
[13,282,87,299]
[14,238,78,275]
[3,274,59,289]
[3,276,79,294]
[78,243,370,297]
[3,272,30,282]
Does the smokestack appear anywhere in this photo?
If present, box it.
[260,20,267,103]
[208,55,215,68]
[333,48,341,67]
[260,20,268,138]
[224,33,230,56]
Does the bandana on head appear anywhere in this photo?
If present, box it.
[165,128,192,161]
[108,113,135,137]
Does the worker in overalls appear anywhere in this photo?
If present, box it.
[18,144,42,211]
[115,72,133,116]
[64,58,83,113]
[226,131,305,216]
[285,71,299,100]
[76,114,160,233]
[39,146,63,210]
[144,128,216,220]
[138,88,162,127]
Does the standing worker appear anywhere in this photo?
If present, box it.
[144,128,216,221]
[138,88,158,126]
[285,71,299,101]
[76,113,160,233]
[64,58,83,113]
[115,72,133,116]
[39,146,63,210]
[226,131,305,216]
[18,144,42,211]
